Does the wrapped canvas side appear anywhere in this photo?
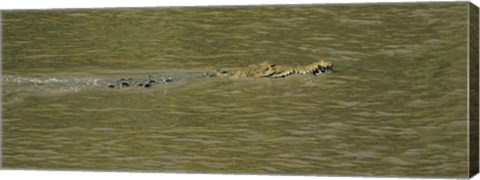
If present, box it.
[469,2,479,178]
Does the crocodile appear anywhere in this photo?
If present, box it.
[107,59,333,89]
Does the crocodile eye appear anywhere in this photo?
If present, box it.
[164,78,173,83]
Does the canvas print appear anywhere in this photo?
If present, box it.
[1,1,478,178]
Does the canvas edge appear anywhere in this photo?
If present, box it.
[469,1,479,178]
[0,1,471,12]
[0,11,4,169]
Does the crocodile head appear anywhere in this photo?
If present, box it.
[256,60,334,78]
[295,60,334,75]
[214,60,333,78]
[269,60,334,78]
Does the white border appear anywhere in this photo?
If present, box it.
[0,0,477,10]
[0,0,479,180]
[0,170,455,180]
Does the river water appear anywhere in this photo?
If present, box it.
[1,2,471,178]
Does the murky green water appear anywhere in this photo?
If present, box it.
[1,2,471,178]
